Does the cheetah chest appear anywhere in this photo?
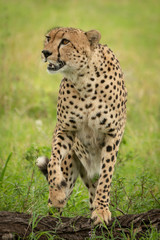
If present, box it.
[73,123,105,178]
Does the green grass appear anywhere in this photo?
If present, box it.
[0,0,160,239]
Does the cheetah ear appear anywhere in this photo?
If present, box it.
[85,30,101,50]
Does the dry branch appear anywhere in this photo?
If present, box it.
[0,209,160,239]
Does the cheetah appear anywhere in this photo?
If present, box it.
[37,27,127,225]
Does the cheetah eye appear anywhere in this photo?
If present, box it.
[45,35,51,42]
[61,39,70,45]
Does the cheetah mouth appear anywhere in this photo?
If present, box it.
[47,61,66,72]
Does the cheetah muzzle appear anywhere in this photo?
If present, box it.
[38,27,127,226]
[47,61,66,73]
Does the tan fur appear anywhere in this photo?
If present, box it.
[41,27,127,225]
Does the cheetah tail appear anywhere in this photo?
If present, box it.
[36,156,49,181]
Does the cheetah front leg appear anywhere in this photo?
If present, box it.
[91,133,123,225]
[48,126,75,209]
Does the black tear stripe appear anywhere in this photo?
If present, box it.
[57,44,61,60]
[57,32,66,60]
[57,32,66,62]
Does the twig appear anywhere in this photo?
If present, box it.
[150,190,160,206]
[110,203,126,215]
[22,168,35,211]
[121,185,132,213]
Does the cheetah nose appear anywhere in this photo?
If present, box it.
[42,50,52,58]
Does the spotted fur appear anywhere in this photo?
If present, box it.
[38,27,127,225]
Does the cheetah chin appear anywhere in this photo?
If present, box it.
[47,61,66,73]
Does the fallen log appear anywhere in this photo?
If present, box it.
[0,209,160,239]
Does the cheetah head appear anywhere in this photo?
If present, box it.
[41,27,101,75]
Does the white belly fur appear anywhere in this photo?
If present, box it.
[74,123,105,179]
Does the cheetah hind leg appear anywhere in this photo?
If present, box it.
[36,150,79,212]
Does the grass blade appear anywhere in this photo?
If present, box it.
[0,152,12,184]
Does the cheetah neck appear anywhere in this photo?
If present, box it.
[63,49,102,97]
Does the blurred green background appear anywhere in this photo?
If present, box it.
[0,0,160,220]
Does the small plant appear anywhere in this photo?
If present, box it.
[111,171,160,216]
[24,145,51,163]
[0,152,12,187]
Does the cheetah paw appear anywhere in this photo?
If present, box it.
[48,186,67,209]
[91,208,111,225]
